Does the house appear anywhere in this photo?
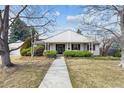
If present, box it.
[36,30,100,55]
[9,40,24,55]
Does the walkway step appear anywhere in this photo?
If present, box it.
[39,57,72,88]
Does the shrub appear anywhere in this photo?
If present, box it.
[34,45,44,56]
[63,50,93,57]
[20,37,31,52]
[113,49,121,57]
[44,50,57,58]
[20,45,44,56]
[20,47,31,56]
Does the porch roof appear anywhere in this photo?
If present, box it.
[43,30,98,43]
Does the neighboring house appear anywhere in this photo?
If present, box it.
[36,30,100,55]
[9,40,24,56]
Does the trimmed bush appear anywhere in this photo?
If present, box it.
[20,47,31,56]
[44,50,57,58]
[20,37,31,52]
[34,45,44,56]
[20,45,44,56]
[64,50,93,57]
[113,49,121,57]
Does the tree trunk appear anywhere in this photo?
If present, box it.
[119,35,124,68]
[0,5,14,68]
[1,50,14,67]
[0,37,14,67]
[119,48,124,68]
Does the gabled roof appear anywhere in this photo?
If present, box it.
[44,30,98,43]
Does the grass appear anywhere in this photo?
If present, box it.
[0,56,53,88]
[66,57,124,88]
[92,56,120,60]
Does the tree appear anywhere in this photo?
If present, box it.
[100,36,114,56]
[9,18,31,43]
[0,5,56,68]
[77,29,81,34]
[100,32,120,56]
[80,5,124,68]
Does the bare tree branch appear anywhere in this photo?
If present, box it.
[9,9,52,20]
[9,5,27,28]
[112,5,120,13]
[9,44,23,52]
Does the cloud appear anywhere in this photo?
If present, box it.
[66,14,83,22]
[64,27,75,30]
[42,11,60,17]
[53,11,60,16]
[55,11,60,16]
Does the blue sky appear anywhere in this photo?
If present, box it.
[0,5,120,41]
[52,5,82,32]
[0,5,83,37]
[29,5,82,35]
[0,5,84,36]
[0,5,119,41]
[22,5,83,36]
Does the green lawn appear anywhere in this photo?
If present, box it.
[0,56,53,88]
[66,57,124,88]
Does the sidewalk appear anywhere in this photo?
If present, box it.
[39,56,72,88]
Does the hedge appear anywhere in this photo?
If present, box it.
[63,50,93,57]
[113,49,121,57]
[43,50,57,58]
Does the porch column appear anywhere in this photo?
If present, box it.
[70,42,71,50]
[67,43,68,50]
[48,43,49,50]
[91,42,93,53]
[89,43,90,51]
[45,42,47,51]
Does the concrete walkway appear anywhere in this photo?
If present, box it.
[39,56,72,88]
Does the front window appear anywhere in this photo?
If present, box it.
[72,44,80,50]
[93,44,95,50]
[87,44,95,51]
[87,44,91,50]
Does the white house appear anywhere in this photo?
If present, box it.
[9,40,24,56]
[36,30,100,55]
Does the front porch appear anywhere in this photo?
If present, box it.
[44,42,99,55]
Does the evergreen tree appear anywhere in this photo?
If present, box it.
[77,29,81,34]
[9,18,31,43]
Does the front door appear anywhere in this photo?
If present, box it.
[56,44,65,54]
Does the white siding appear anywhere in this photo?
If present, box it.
[83,44,87,50]
[80,43,84,50]
[50,43,56,50]
[65,43,68,50]
[93,45,100,55]
[65,43,71,50]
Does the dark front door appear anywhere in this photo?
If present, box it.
[56,44,65,54]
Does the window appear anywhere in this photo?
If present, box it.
[46,43,50,50]
[87,44,89,50]
[93,44,95,50]
[87,44,91,50]
[87,44,95,51]
[72,44,80,50]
